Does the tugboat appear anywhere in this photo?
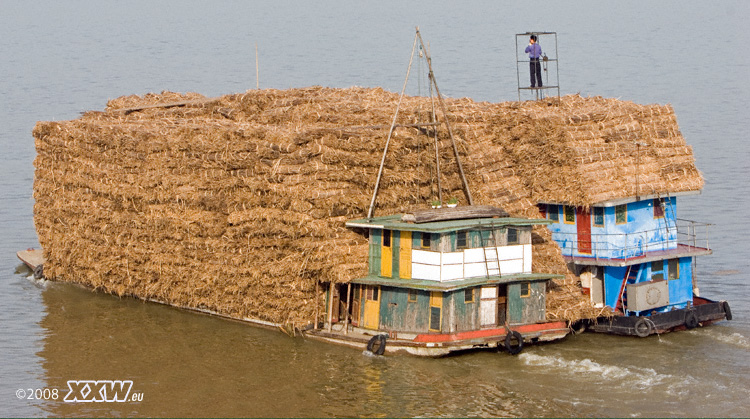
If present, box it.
[304,205,569,355]
[539,194,731,337]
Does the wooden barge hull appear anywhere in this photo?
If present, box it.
[588,296,731,337]
[304,321,569,356]
[18,248,567,356]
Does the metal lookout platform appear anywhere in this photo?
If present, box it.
[516,31,560,101]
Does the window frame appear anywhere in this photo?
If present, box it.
[382,229,391,248]
[654,198,665,219]
[651,260,665,281]
[456,230,468,249]
[668,258,679,280]
[408,288,418,302]
[464,288,474,304]
[593,207,604,227]
[507,228,519,245]
[615,204,628,225]
[564,206,576,225]
[548,204,559,222]
[421,232,431,249]
[520,282,531,298]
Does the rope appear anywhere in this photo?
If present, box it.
[367,32,419,219]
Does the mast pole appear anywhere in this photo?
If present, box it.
[415,28,474,205]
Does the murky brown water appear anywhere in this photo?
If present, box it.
[2,1,750,417]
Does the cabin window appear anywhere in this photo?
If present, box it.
[366,286,379,301]
[464,288,474,303]
[548,204,559,222]
[651,260,664,281]
[564,206,576,224]
[654,198,665,219]
[457,231,468,249]
[383,229,391,247]
[615,204,627,225]
[593,207,604,227]
[408,289,418,302]
[668,258,679,280]
[429,292,442,332]
[520,282,531,298]
[507,228,518,245]
[421,233,431,249]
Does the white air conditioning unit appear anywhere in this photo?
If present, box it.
[627,280,670,311]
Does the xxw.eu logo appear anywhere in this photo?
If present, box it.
[63,380,142,402]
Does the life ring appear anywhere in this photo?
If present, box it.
[366,334,387,355]
[504,331,524,355]
[722,301,732,321]
[633,318,653,338]
[685,310,699,329]
[33,264,44,280]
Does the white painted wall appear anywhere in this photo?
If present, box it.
[411,244,532,281]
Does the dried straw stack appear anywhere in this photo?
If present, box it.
[32,87,703,326]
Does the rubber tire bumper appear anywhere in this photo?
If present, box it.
[33,264,44,280]
[634,318,653,338]
[685,310,699,329]
[366,334,387,355]
[504,331,524,355]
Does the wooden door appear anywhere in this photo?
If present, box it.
[350,284,361,326]
[497,285,507,325]
[381,230,392,277]
[577,207,592,254]
[480,286,497,327]
[399,231,412,279]
[429,291,443,332]
[331,285,340,323]
[363,285,380,329]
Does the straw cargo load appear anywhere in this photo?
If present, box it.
[32,87,703,326]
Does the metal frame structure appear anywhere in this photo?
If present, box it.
[516,31,560,101]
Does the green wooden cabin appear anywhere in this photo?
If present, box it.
[328,206,561,339]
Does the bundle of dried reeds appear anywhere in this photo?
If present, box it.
[32,87,703,325]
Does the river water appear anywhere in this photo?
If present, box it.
[1,1,749,417]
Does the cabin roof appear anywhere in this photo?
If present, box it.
[351,273,562,292]
[346,214,551,233]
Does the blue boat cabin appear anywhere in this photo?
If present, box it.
[538,193,712,316]
[327,206,562,338]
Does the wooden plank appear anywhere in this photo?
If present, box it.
[401,205,509,224]
[114,98,221,115]
[16,249,44,270]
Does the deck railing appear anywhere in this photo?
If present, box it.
[552,219,711,261]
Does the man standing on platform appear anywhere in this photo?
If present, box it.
[525,35,543,88]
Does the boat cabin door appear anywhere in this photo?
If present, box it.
[481,285,507,327]
[480,286,498,327]
[362,285,380,329]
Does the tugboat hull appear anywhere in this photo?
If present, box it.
[589,296,731,337]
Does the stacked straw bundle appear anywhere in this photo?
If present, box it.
[32,87,703,325]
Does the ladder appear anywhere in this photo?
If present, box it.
[480,227,501,278]
[615,264,640,313]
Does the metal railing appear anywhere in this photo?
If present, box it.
[551,219,711,261]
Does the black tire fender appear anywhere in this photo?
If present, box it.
[685,310,699,329]
[722,301,732,321]
[504,331,524,355]
[634,318,653,338]
[366,334,387,355]
[33,264,44,280]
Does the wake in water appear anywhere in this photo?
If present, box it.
[24,273,48,289]
[520,353,670,389]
